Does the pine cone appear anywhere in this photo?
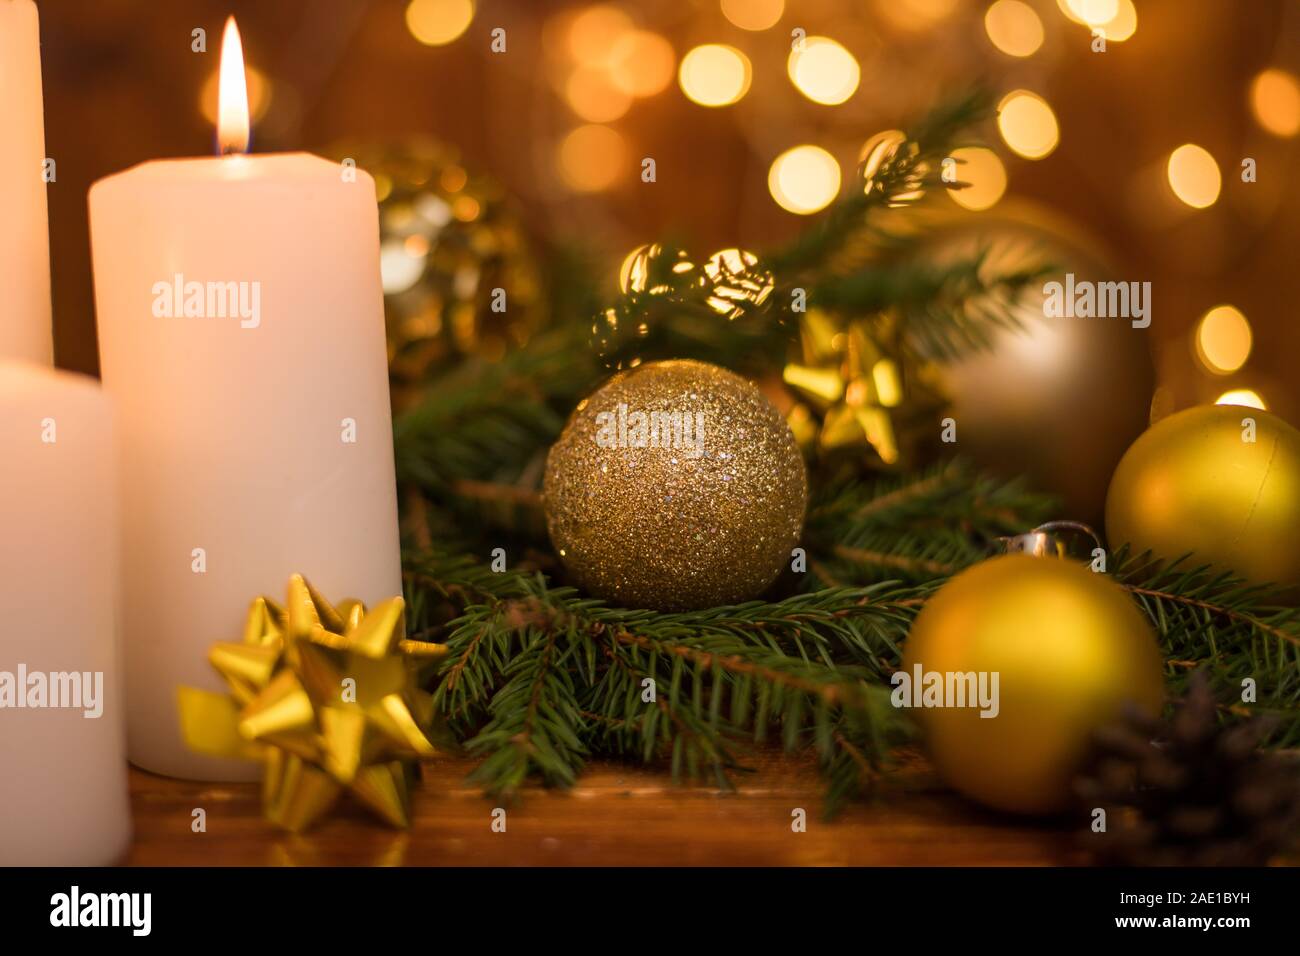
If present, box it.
[1074,671,1300,866]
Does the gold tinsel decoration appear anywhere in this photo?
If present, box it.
[178,574,447,832]
[342,141,546,401]
[543,359,807,610]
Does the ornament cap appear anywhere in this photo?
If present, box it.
[998,520,1102,559]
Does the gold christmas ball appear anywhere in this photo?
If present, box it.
[544,360,808,610]
[927,203,1154,525]
[901,554,1164,814]
[1106,404,1300,588]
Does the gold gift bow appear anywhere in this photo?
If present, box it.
[178,574,447,832]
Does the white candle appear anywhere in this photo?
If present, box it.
[0,360,131,865]
[89,19,401,780]
[0,0,53,363]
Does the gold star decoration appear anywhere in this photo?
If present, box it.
[178,574,447,832]
[783,307,940,466]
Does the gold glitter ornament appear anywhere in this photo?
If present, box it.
[902,552,1165,815]
[544,360,808,610]
[1106,404,1300,588]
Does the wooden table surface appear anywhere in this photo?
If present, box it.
[125,749,1086,866]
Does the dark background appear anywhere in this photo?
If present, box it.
[35,0,1300,421]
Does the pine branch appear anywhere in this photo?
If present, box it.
[764,89,994,277]
[805,459,1057,586]
[1113,551,1300,745]
[412,559,921,800]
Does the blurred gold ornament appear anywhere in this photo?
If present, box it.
[178,574,447,832]
[1106,405,1300,588]
[929,203,1154,525]
[701,248,775,318]
[340,142,545,399]
[859,130,928,207]
[782,308,943,466]
[543,360,807,610]
[902,553,1164,814]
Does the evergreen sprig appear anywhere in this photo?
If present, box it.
[805,460,1057,586]
[408,550,921,803]
[390,88,1300,818]
[1112,551,1300,746]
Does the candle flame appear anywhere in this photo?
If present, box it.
[218,17,250,155]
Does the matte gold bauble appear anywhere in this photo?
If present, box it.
[1106,404,1300,588]
[901,554,1164,815]
[543,360,808,610]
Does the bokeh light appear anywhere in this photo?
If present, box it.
[558,124,628,192]
[1195,305,1253,375]
[721,0,784,32]
[200,64,272,126]
[768,145,842,214]
[947,147,1008,211]
[1167,144,1221,209]
[1251,68,1300,138]
[997,90,1060,160]
[787,37,861,106]
[608,31,676,97]
[1058,0,1116,24]
[679,44,752,107]
[405,0,474,47]
[984,1,1044,58]
[566,66,633,122]
[1057,0,1135,40]
[874,0,960,32]
[566,5,634,65]
[380,239,425,294]
[1216,388,1267,410]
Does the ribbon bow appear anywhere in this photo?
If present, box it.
[178,574,447,832]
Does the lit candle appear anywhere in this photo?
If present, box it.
[89,18,401,780]
[0,0,53,363]
[0,361,130,865]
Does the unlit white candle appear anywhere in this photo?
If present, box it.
[89,152,402,780]
[0,0,53,363]
[0,360,130,865]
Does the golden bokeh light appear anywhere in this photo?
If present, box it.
[1195,305,1253,375]
[984,0,1044,58]
[1059,0,1116,24]
[721,0,784,31]
[1058,0,1135,40]
[1100,0,1137,40]
[997,90,1060,160]
[558,124,628,193]
[679,44,752,107]
[1167,144,1221,209]
[787,37,861,106]
[566,5,633,65]
[1216,388,1267,411]
[768,145,842,215]
[200,64,272,127]
[566,66,633,122]
[608,31,675,97]
[1251,68,1300,138]
[405,0,474,47]
[947,147,1008,211]
[875,0,960,32]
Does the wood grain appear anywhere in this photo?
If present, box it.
[124,750,1085,866]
